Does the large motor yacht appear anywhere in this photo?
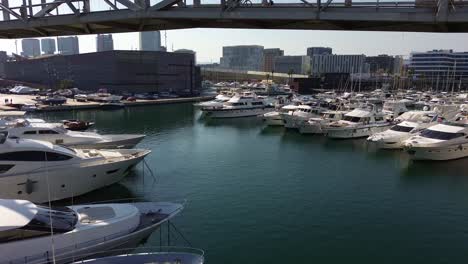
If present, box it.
[367,111,439,149]
[323,106,392,139]
[0,133,150,203]
[262,104,299,126]
[201,93,273,118]
[299,111,347,134]
[382,100,408,119]
[0,199,183,264]
[2,120,145,149]
[403,122,468,161]
[282,104,326,129]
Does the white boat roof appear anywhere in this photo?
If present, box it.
[396,111,436,122]
[0,111,26,117]
[282,105,299,110]
[398,121,419,127]
[0,199,37,231]
[345,108,373,118]
[428,124,465,133]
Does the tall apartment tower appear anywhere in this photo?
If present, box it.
[139,31,161,51]
[41,38,56,55]
[96,34,114,52]
[21,39,40,57]
[57,36,79,55]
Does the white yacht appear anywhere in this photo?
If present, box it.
[324,106,392,139]
[403,123,468,160]
[0,199,183,264]
[282,104,326,129]
[201,93,273,118]
[2,121,145,149]
[262,104,299,126]
[74,248,204,264]
[0,133,150,203]
[193,94,231,108]
[299,111,347,134]
[367,111,438,149]
[382,100,408,119]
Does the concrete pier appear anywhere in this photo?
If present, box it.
[0,94,215,112]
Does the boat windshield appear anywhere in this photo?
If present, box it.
[0,205,77,243]
[390,125,414,133]
[343,116,361,122]
[419,129,465,140]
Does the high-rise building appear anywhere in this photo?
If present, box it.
[365,54,396,74]
[57,36,79,55]
[139,31,161,51]
[96,34,114,52]
[306,47,332,57]
[21,39,40,57]
[409,50,468,86]
[220,45,264,71]
[274,56,311,75]
[263,48,284,72]
[41,38,56,55]
[310,54,368,75]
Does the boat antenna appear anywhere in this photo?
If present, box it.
[44,151,57,264]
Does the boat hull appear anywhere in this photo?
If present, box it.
[71,135,146,149]
[203,107,272,118]
[262,112,284,126]
[299,123,324,134]
[0,150,150,203]
[325,124,392,139]
[406,143,468,161]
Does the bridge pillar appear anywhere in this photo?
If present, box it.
[436,0,449,22]
[136,0,150,9]
[1,0,9,21]
[83,0,90,12]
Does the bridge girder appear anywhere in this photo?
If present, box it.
[0,0,466,38]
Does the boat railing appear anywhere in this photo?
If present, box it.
[6,246,204,264]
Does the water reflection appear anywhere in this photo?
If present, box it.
[403,158,468,178]
[51,183,136,206]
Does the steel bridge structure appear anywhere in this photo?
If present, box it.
[0,0,466,38]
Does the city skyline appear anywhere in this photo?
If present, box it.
[1,29,468,63]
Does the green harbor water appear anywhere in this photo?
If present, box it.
[40,103,468,264]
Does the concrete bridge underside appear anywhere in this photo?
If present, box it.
[0,0,466,38]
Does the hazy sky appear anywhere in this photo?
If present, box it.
[2,0,468,62]
[2,29,468,63]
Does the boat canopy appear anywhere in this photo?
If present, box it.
[345,109,373,118]
[0,199,38,232]
[428,124,465,133]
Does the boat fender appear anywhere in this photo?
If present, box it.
[25,179,35,194]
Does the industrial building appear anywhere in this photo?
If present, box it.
[139,31,161,51]
[41,38,56,55]
[306,47,332,57]
[96,34,114,52]
[174,49,196,62]
[263,48,284,72]
[5,51,200,94]
[21,39,40,57]
[57,36,79,55]
[310,54,369,75]
[274,56,311,75]
[365,54,397,74]
[220,45,264,71]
